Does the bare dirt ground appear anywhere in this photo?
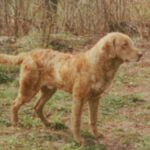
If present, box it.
[0,39,150,150]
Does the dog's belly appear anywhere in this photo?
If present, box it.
[47,82,73,93]
[41,74,74,93]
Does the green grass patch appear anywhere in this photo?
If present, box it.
[51,91,71,101]
[49,122,67,130]
[0,89,17,100]
[0,130,56,150]
[0,119,11,127]
[0,73,14,84]
[20,116,40,128]
[0,65,19,84]
[46,91,71,113]
[0,65,19,73]
[60,142,83,150]
[0,84,17,108]
[121,132,140,145]
[60,142,106,150]
[100,93,144,116]
[135,136,150,150]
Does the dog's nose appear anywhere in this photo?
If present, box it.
[138,53,143,59]
[137,52,143,61]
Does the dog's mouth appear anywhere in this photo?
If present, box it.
[124,58,138,63]
[124,54,143,63]
[124,59,129,63]
[124,57,133,63]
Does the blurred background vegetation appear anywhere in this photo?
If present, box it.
[0,0,150,50]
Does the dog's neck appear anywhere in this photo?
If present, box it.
[102,57,123,81]
[85,44,123,78]
[84,46,123,96]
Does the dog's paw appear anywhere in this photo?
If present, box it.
[74,137,85,146]
[44,122,51,128]
[11,122,18,127]
[90,130,104,139]
[11,122,21,128]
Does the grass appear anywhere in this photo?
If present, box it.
[60,142,106,150]
[135,136,150,150]
[0,129,57,150]
[0,65,19,84]
[121,132,141,145]
[20,116,41,128]
[100,93,144,117]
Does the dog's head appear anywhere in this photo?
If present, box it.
[101,32,143,62]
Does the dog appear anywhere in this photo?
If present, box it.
[0,32,142,144]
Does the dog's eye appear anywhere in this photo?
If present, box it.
[123,42,128,46]
[122,42,128,49]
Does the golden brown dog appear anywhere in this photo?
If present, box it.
[0,32,142,144]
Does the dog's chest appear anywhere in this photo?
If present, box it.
[90,73,112,94]
[90,75,103,91]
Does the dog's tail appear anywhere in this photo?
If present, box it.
[0,53,26,65]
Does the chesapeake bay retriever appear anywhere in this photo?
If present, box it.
[0,32,142,144]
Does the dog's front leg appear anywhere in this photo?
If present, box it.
[88,98,99,138]
[71,98,85,144]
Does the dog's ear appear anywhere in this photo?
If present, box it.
[102,38,116,59]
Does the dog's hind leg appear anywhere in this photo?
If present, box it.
[11,92,37,126]
[34,87,56,127]
[11,64,40,126]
